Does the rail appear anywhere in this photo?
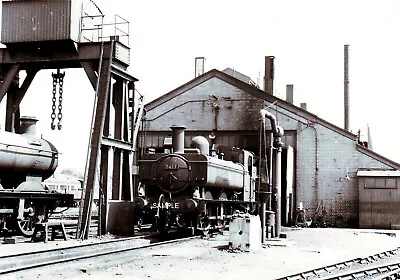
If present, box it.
[0,235,198,275]
[277,247,400,280]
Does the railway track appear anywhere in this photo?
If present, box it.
[0,234,198,276]
[277,247,400,280]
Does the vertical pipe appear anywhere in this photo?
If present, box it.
[171,125,186,153]
[275,145,282,238]
[258,118,266,243]
[260,109,284,239]
[268,132,274,211]
[344,44,350,131]
[261,202,267,243]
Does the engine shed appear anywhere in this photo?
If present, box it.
[138,62,400,230]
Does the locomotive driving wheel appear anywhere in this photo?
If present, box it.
[15,208,36,237]
[16,217,35,237]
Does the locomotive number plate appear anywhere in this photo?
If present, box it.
[165,164,180,170]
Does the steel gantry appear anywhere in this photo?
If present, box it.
[0,0,145,239]
[0,38,140,238]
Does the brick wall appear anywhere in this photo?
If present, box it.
[296,123,393,226]
[146,78,272,131]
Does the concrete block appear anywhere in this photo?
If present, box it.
[3,237,16,244]
[228,214,261,252]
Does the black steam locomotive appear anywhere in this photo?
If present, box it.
[0,117,74,237]
[135,126,258,234]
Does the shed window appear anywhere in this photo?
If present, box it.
[363,177,399,189]
[386,178,397,188]
[163,137,172,146]
[376,178,386,188]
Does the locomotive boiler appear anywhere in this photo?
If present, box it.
[0,117,74,237]
[136,125,257,234]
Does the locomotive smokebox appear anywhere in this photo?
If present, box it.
[19,116,38,136]
[171,125,186,154]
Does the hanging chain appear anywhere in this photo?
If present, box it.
[50,69,65,130]
[50,74,58,130]
[57,73,64,130]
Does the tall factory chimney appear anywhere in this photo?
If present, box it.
[264,56,275,94]
[344,45,350,131]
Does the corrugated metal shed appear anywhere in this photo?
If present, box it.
[1,0,82,44]
[358,170,400,229]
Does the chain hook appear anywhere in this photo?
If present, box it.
[50,69,65,130]
[57,71,65,130]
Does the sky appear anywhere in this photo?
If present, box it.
[2,0,400,170]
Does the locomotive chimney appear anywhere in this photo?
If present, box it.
[171,125,186,154]
[19,116,38,136]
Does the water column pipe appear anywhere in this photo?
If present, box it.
[260,109,284,238]
[258,117,269,243]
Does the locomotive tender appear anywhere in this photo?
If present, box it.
[0,117,74,237]
[136,125,258,234]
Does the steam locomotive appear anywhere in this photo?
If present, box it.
[0,117,74,237]
[135,125,258,234]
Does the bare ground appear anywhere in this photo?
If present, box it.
[60,227,400,280]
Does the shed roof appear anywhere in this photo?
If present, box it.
[145,68,400,169]
[357,170,400,177]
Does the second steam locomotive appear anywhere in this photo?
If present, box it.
[135,125,258,234]
[0,117,74,237]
